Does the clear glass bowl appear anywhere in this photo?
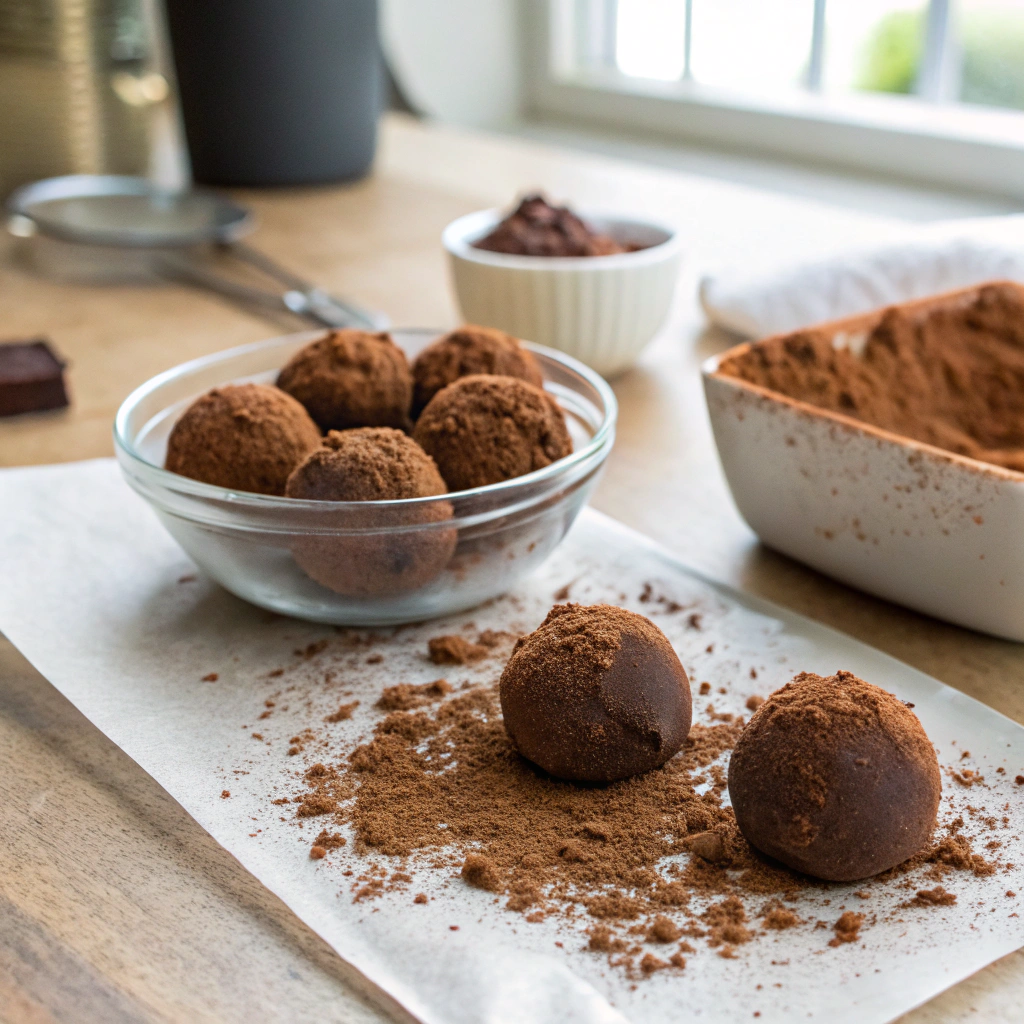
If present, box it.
[114,329,617,625]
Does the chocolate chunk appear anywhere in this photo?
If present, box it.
[0,339,69,417]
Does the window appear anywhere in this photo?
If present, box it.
[529,0,1024,198]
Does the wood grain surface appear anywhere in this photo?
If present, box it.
[1,113,1022,1023]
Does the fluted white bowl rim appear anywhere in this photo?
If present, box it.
[442,208,683,271]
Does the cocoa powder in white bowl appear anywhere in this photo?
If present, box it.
[442,207,683,377]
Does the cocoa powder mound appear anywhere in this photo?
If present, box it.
[473,194,633,258]
[718,283,1024,473]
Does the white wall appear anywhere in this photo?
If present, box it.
[381,0,524,127]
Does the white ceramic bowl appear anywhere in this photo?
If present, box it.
[442,208,683,376]
[702,284,1024,642]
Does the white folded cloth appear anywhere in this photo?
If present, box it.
[700,214,1024,338]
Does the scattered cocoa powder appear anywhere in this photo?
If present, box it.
[279,665,1004,977]
[325,701,359,723]
[719,283,1024,473]
[428,635,489,665]
[376,679,452,711]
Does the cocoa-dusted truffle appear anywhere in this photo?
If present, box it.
[411,324,543,416]
[499,603,692,783]
[165,383,320,495]
[728,671,941,882]
[412,375,572,491]
[276,329,413,432]
[473,194,629,257]
[285,428,455,597]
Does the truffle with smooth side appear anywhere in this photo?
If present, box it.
[499,603,692,782]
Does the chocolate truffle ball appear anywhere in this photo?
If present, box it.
[412,375,572,491]
[411,325,543,416]
[276,329,413,432]
[285,428,456,597]
[727,671,941,882]
[165,383,320,496]
[499,603,692,783]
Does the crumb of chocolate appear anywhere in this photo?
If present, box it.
[699,682,711,695]
[828,911,864,946]
[429,635,489,665]
[745,695,764,711]
[762,905,799,930]
[473,194,635,258]
[414,893,428,904]
[647,916,682,943]
[202,672,219,682]
[462,854,502,892]
[907,886,957,907]
[640,953,669,974]
[220,790,230,799]
[310,845,327,860]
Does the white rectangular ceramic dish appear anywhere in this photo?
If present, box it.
[702,284,1024,642]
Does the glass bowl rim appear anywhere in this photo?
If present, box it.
[113,327,618,512]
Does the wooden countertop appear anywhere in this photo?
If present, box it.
[1,113,1021,1023]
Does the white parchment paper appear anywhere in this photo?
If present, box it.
[2,459,1023,1024]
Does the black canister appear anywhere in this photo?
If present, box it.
[164,0,381,186]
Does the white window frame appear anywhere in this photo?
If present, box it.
[522,0,1024,200]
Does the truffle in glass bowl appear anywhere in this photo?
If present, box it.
[114,328,616,625]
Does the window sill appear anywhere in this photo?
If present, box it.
[527,69,1024,201]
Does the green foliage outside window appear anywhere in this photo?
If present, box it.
[855,6,1024,111]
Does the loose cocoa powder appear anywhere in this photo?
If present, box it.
[719,283,1024,473]
[286,675,998,974]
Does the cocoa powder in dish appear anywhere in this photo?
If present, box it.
[718,283,1024,473]
[473,194,635,258]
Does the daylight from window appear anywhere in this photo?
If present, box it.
[609,0,1024,112]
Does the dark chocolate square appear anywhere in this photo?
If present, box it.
[0,339,69,418]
